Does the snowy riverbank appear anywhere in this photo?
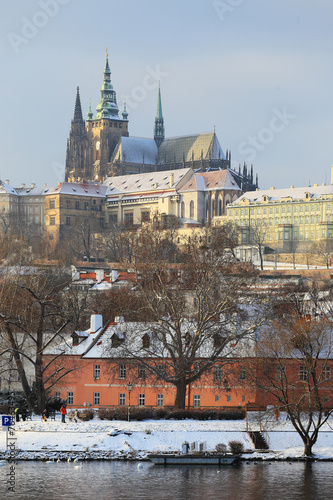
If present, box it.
[1,413,333,461]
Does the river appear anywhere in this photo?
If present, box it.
[1,460,332,499]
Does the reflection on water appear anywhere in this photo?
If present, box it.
[1,461,332,500]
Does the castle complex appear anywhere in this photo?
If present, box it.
[65,53,257,193]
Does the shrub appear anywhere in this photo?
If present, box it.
[145,428,152,435]
[78,409,94,421]
[228,440,244,455]
[215,443,227,455]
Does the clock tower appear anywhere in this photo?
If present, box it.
[65,52,129,182]
[86,51,129,181]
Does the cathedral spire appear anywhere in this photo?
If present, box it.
[154,84,165,147]
[95,51,119,120]
[74,86,83,122]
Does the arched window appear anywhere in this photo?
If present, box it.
[218,198,222,216]
[190,200,194,219]
[181,201,185,218]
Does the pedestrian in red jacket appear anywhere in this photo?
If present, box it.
[60,404,67,423]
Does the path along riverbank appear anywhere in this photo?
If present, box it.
[1,414,333,461]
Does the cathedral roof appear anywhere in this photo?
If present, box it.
[179,170,241,193]
[157,132,225,164]
[111,137,158,165]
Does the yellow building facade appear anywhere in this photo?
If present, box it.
[226,183,333,251]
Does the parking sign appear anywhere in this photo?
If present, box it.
[2,416,11,427]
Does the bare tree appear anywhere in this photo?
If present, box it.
[311,240,333,269]
[252,315,333,457]
[107,226,267,409]
[0,268,86,412]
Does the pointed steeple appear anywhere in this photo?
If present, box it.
[122,101,128,120]
[154,84,165,147]
[95,50,119,120]
[74,86,83,122]
[87,100,93,121]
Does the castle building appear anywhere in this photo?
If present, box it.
[44,181,107,243]
[227,180,333,251]
[65,53,257,192]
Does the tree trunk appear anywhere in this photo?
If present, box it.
[174,378,187,409]
[304,441,313,457]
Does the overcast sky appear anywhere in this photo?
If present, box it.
[1,0,333,190]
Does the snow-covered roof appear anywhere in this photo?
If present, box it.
[232,184,333,205]
[0,180,19,195]
[16,186,51,196]
[179,170,241,193]
[46,182,107,198]
[104,168,192,196]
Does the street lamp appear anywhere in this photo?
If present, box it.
[127,382,132,422]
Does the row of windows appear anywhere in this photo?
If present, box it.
[94,364,247,382]
[64,392,246,407]
[234,203,329,217]
[91,121,122,128]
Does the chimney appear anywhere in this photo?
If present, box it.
[169,172,174,187]
[31,183,35,188]
[21,183,26,188]
[5,180,9,185]
[44,183,47,188]
[331,165,333,185]
[111,269,119,282]
[270,187,275,190]
[290,185,294,189]
[95,269,104,283]
[90,314,103,334]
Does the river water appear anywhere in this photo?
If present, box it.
[1,460,332,500]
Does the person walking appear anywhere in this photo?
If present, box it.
[60,404,67,423]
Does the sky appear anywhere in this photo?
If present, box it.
[1,0,333,190]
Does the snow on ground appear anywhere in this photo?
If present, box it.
[1,412,333,460]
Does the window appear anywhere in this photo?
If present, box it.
[227,395,231,402]
[138,365,146,379]
[214,366,222,381]
[277,365,286,380]
[190,200,195,219]
[242,395,245,402]
[124,212,133,225]
[67,392,73,404]
[239,367,246,380]
[157,365,166,379]
[66,216,71,226]
[141,211,150,223]
[55,391,60,399]
[322,366,331,380]
[157,394,163,407]
[181,201,185,218]
[119,393,125,406]
[110,213,118,224]
[75,201,80,210]
[94,364,100,380]
[49,199,55,209]
[215,395,220,402]
[50,216,56,226]
[66,199,71,209]
[193,394,200,407]
[299,366,307,381]
[138,393,145,406]
[119,364,126,379]
[94,392,100,405]
[142,334,150,349]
